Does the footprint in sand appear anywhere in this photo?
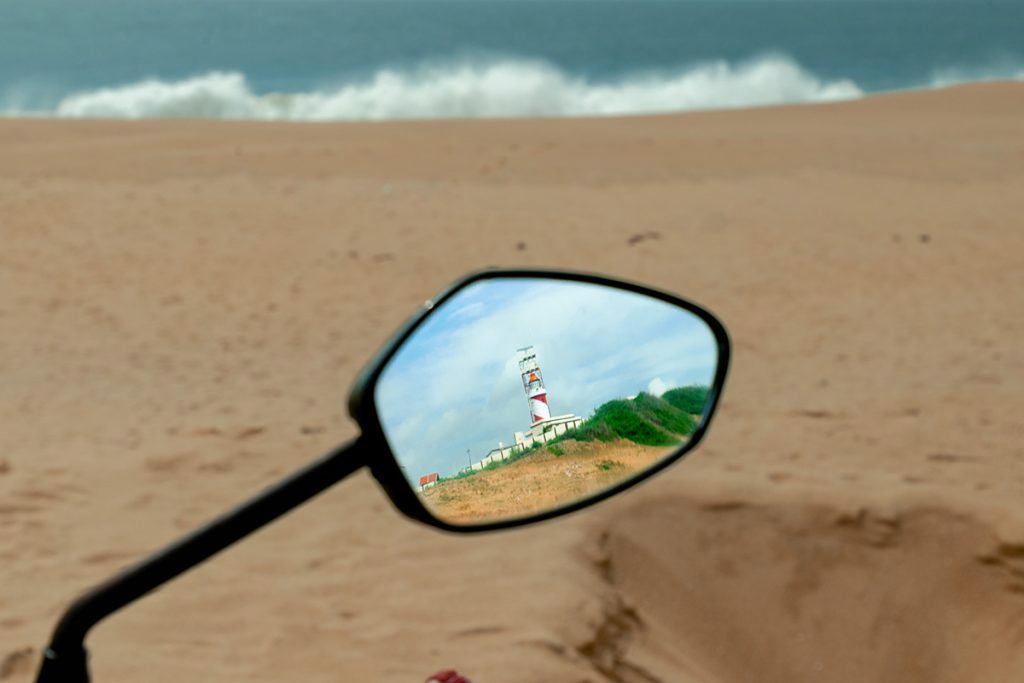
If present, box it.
[236,426,266,439]
[127,493,155,509]
[626,230,662,246]
[144,452,198,473]
[15,488,62,502]
[0,503,42,516]
[0,647,35,680]
[927,452,977,463]
[198,458,235,473]
[83,550,138,566]
[978,543,1024,595]
[454,626,506,638]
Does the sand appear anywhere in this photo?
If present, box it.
[1,82,1022,682]
[422,440,671,525]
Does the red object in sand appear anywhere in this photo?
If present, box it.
[425,670,472,683]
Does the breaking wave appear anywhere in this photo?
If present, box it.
[6,54,1021,121]
[929,63,1024,88]
[4,55,865,121]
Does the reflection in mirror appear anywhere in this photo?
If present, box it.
[375,278,719,526]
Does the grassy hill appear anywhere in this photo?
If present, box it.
[661,385,711,415]
[568,387,707,447]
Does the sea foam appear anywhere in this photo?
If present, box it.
[7,55,865,121]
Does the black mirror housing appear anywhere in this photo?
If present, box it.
[348,268,731,532]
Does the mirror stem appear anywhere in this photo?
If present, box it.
[35,437,367,683]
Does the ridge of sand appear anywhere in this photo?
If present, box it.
[1,83,1022,682]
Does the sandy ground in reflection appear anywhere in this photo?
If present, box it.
[421,439,675,525]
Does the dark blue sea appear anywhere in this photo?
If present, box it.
[2,0,1022,119]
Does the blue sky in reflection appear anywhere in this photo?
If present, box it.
[375,279,717,485]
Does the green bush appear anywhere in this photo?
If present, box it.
[632,392,697,436]
[439,469,476,483]
[662,385,711,415]
[591,399,678,447]
[556,390,702,449]
[548,445,564,457]
[574,419,616,443]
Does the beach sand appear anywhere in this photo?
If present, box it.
[1,83,1022,682]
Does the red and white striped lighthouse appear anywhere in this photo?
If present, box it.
[518,346,551,424]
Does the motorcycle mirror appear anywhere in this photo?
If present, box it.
[34,269,729,683]
[350,270,730,530]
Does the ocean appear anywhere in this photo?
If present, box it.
[2,0,1022,120]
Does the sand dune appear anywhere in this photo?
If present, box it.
[1,83,1023,682]
[591,493,1024,682]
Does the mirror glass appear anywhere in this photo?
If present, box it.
[374,277,719,526]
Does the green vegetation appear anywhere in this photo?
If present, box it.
[632,392,697,436]
[573,418,616,443]
[432,385,711,486]
[587,398,678,446]
[439,469,477,483]
[661,385,711,415]
[567,391,702,447]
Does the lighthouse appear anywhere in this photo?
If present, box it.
[517,346,551,424]
[466,345,583,467]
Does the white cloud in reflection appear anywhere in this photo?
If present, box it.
[647,377,670,397]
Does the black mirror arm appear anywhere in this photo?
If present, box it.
[35,437,368,683]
